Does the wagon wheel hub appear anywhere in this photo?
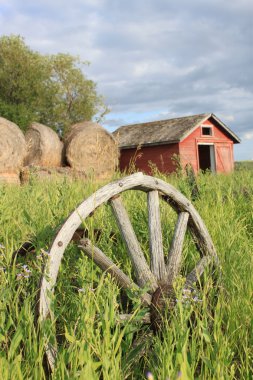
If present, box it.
[150,284,177,332]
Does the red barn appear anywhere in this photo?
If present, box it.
[113,113,240,174]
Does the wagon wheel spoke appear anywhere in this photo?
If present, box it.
[147,190,167,281]
[110,195,158,292]
[166,211,189,284]
[184,256,212,289]
[79,238,152,306]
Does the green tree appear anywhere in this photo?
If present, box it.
[0,35,108,133]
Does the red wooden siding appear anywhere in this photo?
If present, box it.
[179,119,234,173]
[119,118,235,174]
[119,144,179,175]
[215,143,234,172]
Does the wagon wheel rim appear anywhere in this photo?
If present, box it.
[38,172,218,369]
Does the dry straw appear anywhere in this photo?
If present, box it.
[24,122,63,167]
[20,166,88,184]
[0,117,26,184]
[64,121,119,179]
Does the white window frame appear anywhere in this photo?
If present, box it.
[201,125,213,137]
[198,143,216,172]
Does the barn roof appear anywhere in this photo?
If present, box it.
[113,113,241,148]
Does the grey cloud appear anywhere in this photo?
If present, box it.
[0,0,252,159]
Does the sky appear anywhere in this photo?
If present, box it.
[0,0,252,160]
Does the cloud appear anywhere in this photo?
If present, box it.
[0,0,252,159]
[243,131,253,140]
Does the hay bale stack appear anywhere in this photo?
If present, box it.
[64,121,118,179]
[24,123,63,167]
[0,117,26,184]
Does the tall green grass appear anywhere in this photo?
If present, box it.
[0,170,252,379]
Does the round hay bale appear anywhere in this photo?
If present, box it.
[64,121,118,178]
[0,117,26,174]
[24,123,63,167]
[0,172,20,185]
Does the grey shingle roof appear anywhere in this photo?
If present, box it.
[113,113,240,148]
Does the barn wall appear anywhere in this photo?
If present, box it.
[119,118,235,175]
[179,119,234,173]
[119,144,179,174]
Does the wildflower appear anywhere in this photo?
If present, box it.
[182,289,191,296]
[0,244,5,249]
[193,296,202,303]
[146,371,154,380]
[21,264,32,273]
[78,288,85,293]
[16,264,32,280]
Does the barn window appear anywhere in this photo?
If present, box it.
[202,126,212,136]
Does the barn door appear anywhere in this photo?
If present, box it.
[216,144,233,172]
[198,144,216,172]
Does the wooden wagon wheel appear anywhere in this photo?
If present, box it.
[38,172,218,370]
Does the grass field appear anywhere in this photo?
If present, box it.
[235,161,253,171]
[0,169,252,379]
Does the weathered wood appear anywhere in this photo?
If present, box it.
[184,256,211,288]
[167,212,189,284]
[45,344,57,372]
[79,238,152,306]
[110,196,158,292]
[39,173,217,321]
[38,172,218,370]
[147,190,167,281]
[159,194,216,259]
[39,172,146,320]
